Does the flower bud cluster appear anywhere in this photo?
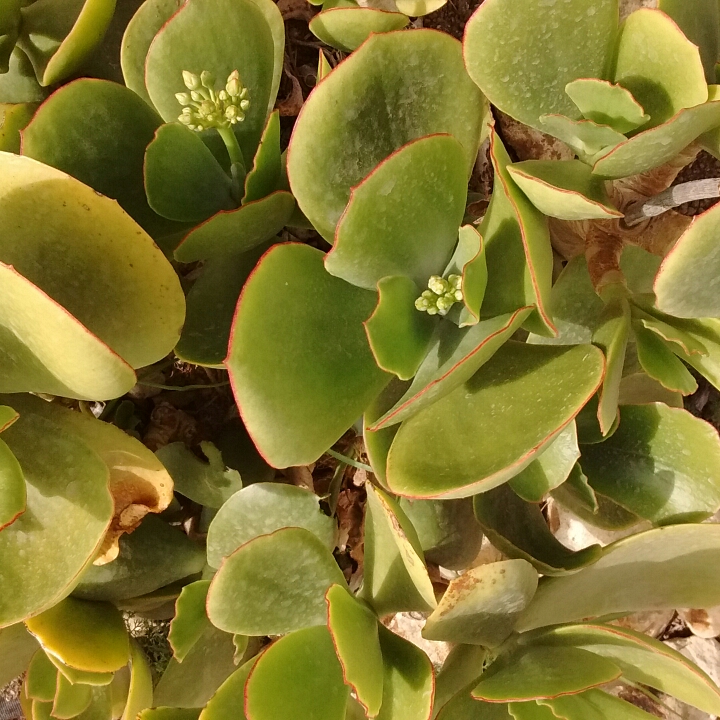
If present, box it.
[414,274,463,316]
[176,70,250,132]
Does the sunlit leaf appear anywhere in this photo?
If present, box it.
[121,642,153,720]
[53,674,93,719]
[538,115,626,163]
[634,323,698,394]
[0,624,38,688]
[309,8,408,52]
[26,650,57,702]
[540,689,659,720]
[169,581,211,663]
[206,482,335,569]
[198,656,257,720]
[564,79,649,134]
[0,102,37,153]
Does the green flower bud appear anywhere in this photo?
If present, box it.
[182,70,201,90]
[191,90,203,102]
[240,99,250,111]
[218,90,229,101]
[226,70,242,97]
[178,114,193,125]
[201,70,215,88]
[175,92,191,105]
[428,276,448,295]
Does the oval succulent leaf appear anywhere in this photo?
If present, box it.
[309,8,409,52]
[0,624,38,689]
[198,656,258,720]
[518,524,720,631]
[361,485,436,617]
[21,78,177,236]
[0,412,113,628]
[168,581,212,663]
[26,650,57,702]
[376,625,434,720]
[206,482,336,569]
[473,485,602,576]
[144,122,236,223]
[540,689,659,720]
[538,115,626,163]
[326,584,384,717]
[145,0,284,163]
[580,403,720,525]
[528,623,720,716]
[613,8,707,128]
[446,225,487,327]
[0,102,37,153]
[120,0,184,106]
[0,48,46,105]
[385,341,605,500]
[506,160,622,221]
[242,110,281,204]
[121,642,153,720]
[463,0,617,129]
[326,134,467,291]
[17,0,116,87]
[207,526,346,636]
[53,674,93,719]
[174,191,294,262]
[364,276,437,381]
[245,626,349,720]
[287,29,485,241]
[0,435,25,530]
[633,322,698,395]
[0,152,186,370]
[654,201,720,318]
[508,422,580,503]
[227,243,389,468]
[25,597,129,673]
[423,560,538,647]
[371,308,532,430]
[564,79,649,134]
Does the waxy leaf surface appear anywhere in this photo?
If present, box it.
[327,134,466,290]
[538,115,625,163]
[309,8,408,52]
[385,342,605,499]
[206,482,335,569]
[0,435,24,530]
[227,243,389,468]
[199,656,257,720]
[26,650,57,702]
[540,690,658,720]
[326,585,384,717]
[288,29,484,241]
[518,524,720,631]
[168,581,211,663]
[53,674,93,719]
[243,110,281,203]
[245,626,349,720]
[634,323,698,395]
[207,527,346,635]
[564,79,649,134]
[463,0,617,129]
[0,624,37,688]
[0,412,112,628]
[423,560,537,647]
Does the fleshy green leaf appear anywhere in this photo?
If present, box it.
[120,0,185,106]
[121,642,153,720]
[398,498,483,570]
[518,524,720,631]
[471,647,620,702]
[326,584,384,717]
[226,243,389,468]
[449,225,486,327]
[0,102,37,153]
[73,516,205,603]
[242,110,281,203]
[0,49,46,104]
[0,412,112,628]
[364,379,408,485]
[25,598,129,673]
[385,342,605,500]
[47,656,114,687]
[326,134,466,291]
[507,161,621,221]
[140,710,201,720]
[144,123,236,223]
[309,8,408,52]
[154,628,237,709]
[53,674,93,719]
[434,645,487,716]
[27,650,57,702]
[565,79,649,134]
[592,100,720,179]
[168,581,211,663]
[508,702,558,720]
[371,309,532,430]
[463,0,617,129]
[206,482,335,569]
[0,624,38,688]
[174,192,293,263]
[18,0,116,87]
[474,485,602,575]
[580,403,720,525]
[198,656,257,720]
[634,322,698,394]
[0,434,24,530]
[538,115,626,163]
[376,626,434,720]
[156,442,242,509]
[144,0,284,163]
[423,560,538,647]
[207,527,346,635]
[0,152,185,370]
[364,276,436,380]
[657,317,720,391]
[592,297,631,436]
[540,689,659,720]
[614,8,707,128]
[528,623,720,716]
[21,79,179,236]
[245,626,349,720]
[0,0,22,73]
[482,131,555,336]
[287,29,485,241]
[175,242,272,368]
[361,485,436,617]
[654,202,720,318]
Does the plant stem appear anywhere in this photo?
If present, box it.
[217,126,246,204]
[623,178,720,227]
[326,448,374,473]
[137,380,230,392]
